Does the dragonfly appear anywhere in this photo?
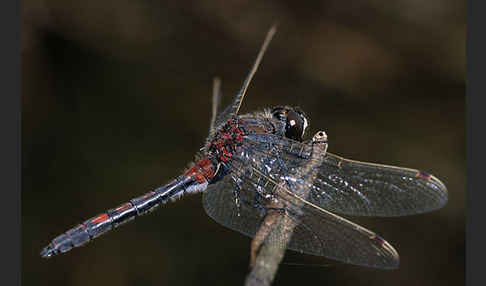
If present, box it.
[41,26,448,269]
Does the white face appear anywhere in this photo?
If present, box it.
[302,116,309,136]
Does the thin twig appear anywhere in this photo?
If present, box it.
[244,131,328,286]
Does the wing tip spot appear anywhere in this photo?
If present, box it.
[416,170,431,180]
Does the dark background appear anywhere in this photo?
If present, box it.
[22,1,465,286]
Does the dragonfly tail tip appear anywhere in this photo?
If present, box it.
[40,245,55,259]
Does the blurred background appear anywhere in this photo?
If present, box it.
[22,1,465,286]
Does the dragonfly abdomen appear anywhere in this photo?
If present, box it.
[40,172,211,258]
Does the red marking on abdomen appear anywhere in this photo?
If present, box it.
[115,203,132,212]
[183,158,215,183]
[142,192,154,199]
[92,213,109,223]
[198,158,215,179]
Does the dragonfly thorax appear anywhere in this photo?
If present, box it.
[207,119,247,163]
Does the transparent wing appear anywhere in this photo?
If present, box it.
[211,26,276,129]
[202,169,399,269]
[209,77,222,132]
[203,177,266,240]
[310,153,448,216]
[242,134,448,217]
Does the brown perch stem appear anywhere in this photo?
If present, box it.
[244,131,328,286]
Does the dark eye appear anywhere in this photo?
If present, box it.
[271,107,286,121]
[285,110,306,141]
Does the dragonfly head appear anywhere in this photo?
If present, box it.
[271,106,309,141]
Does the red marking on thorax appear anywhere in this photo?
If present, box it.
[92,213,109,223]
[221,132,231,140]
[209,119,247,163]
[183,157,215,183]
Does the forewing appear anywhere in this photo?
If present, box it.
[241,134,448,217]
[211,27,276,130]
[309,153,448,216]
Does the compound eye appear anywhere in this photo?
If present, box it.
[285,110,306,141]
[271,107,286,121]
